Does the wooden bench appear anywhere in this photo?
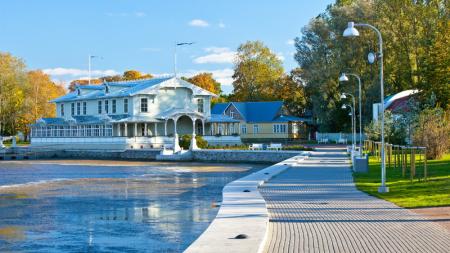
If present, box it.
[267,143,282,151]
[249,143,264,150]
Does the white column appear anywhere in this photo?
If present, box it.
[173,117,181,152]
[190,118,199,150]
[154,122,157,136]
[134,123,138,137]
[125,123,128,137]
[164,120,168,136]
[144,123,147,137]
[202,120,205,136]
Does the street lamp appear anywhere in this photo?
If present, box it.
[339,72,363,155]
[341,95,356,150]
[88,55,102,85]
[343,21,388,193]
[174,42,194,77]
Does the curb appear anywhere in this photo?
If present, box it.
[185,152,310,253]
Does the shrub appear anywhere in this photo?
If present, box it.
[282,145,314,151]
[179,134,208,149]
[413,108,449,159]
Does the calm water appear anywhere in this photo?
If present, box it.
[0,160,265,252]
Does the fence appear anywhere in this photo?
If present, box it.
[364,140,428,181]
[316,132,365,143]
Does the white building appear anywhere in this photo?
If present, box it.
[30,77,241,150]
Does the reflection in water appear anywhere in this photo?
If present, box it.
[0,160,265,252]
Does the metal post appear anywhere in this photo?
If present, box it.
[354,23,388,193]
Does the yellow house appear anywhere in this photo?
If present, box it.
[211,101,310,142]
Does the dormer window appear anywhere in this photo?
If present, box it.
[105,85,109,94]
[77,89,81,96]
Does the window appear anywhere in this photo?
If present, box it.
[60,104,64,116]
[253,124,259,134]
[141,98,148,112]
[273,124,287,133]
[124,99,128,113]
[71,103,75,115]
[197,98,204,113]
[98,101,102,114]
[230,111,235,119]
[105,100,109,114]
[112,100,116,114]
[77,102,81,115]
[83,102,87,115]
[241,125,247,134]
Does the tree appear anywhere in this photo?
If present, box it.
[184,73,221,95]
[413,108,449,159]
[123,70,152,80]
[0,52,27,136]
[232,41,284,101]
[276,68,307,116]
[16,71,65,140]
[294,0,450,131]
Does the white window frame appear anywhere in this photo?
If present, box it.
[253,124,259,135]
[141,98,148,113]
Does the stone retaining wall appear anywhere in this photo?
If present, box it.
[192,150,301,163]
[0,148,301,163]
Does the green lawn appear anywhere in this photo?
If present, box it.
[353,153,450,208]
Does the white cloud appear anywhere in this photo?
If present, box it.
[218,22,226,28]
[43,67,119,78]
[188,19,210,27]
[180,68,234,87]
[193,47,236,64]
[286,39,295,45]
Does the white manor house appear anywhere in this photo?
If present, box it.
[30,77,241,151]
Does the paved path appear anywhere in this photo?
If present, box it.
[259,148,450,253]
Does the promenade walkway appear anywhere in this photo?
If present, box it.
[259,148,450,253]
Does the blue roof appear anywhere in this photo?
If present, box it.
[212,101,288,123]
[212,101,310,123]
[39,118,66,125]
[207,114,240,123]
[51,77,172,103]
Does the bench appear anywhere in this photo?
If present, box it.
[267,143,282,151]
[337,138,347,144]
[249,143,263,150]
[318,138,329,144]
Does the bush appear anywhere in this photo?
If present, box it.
[413,108,449,159]
[179,134,208,149]
[282,145,314,151]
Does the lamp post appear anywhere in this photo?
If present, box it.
[88,55,102,85]
[339,73,363,154]
[341,104,355,149]
[341,100,356,150]
[174,42,194,77]
[343,21,388,193]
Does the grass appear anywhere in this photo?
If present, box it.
[353,153,450,208]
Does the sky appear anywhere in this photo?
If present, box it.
[1,0,333,93]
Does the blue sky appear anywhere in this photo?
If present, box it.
[1,0,333,93]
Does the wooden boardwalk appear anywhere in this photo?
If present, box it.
[259,149,450,253]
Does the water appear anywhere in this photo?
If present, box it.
[0,160,266,252]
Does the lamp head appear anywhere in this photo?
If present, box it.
[340,94,347,99]
[348,112,352,116]
[343,22,359,37]
[341,104,347,109]
[339,73,349,82]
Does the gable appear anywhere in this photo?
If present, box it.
[224,104,245,120]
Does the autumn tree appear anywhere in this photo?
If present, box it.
[232,41,284,101]
[0,52,27,136]
[184,73,221,95]
[16,71,65,140]
[123,70,152,80]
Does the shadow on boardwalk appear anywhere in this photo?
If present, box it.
[259,148,450,253]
